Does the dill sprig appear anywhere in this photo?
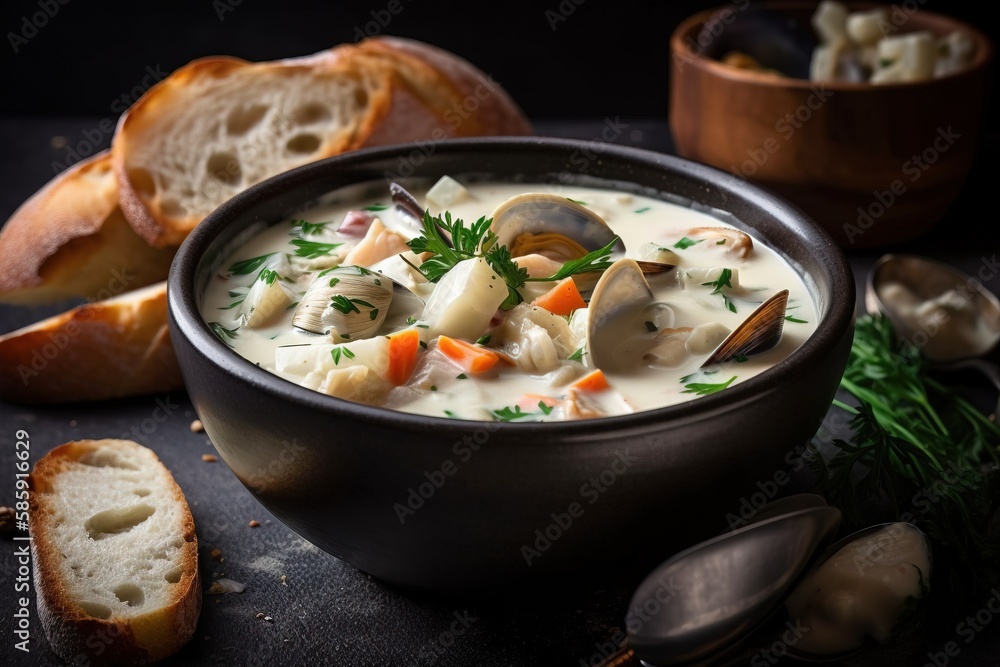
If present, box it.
[809,314,1000,599]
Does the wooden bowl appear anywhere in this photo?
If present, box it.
[669,2,993,248]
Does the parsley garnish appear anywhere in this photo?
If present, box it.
[634,207,651,214]
[329,295,360,314]
[443,410,457,418]
[406,209,616,310]
[701,269,737,313]
[673,237,703,250]
[406,316,418,326]
[208,322,239,347]
[538,401,554,415]
[476,334,492,345]
[228,253,275,275]
[785,315,808,323]
[492,405,538,422]
[716,239,727,245]
[525,238,618,283]
[568,347,586,362]
[330,346,357,365]
[259,268,281,286]
[456,374,468,380]
[364,204,388,211]
[219,299,245,310]
[290,239,342,259]
[682,375,737,395]
[566,198,588,205]
[290,220,329,236]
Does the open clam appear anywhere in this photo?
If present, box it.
[488,193,674,276]
[292,266,424,340]
[701,289,789,367]
[585,258,676,373]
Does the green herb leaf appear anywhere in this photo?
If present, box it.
[209,322,239,347]
[219,299,245,310]
[634,207,650,214]
[568,347,586,362]
[457,373,468,380]
[329,295,360,314]
[406,316,418,326]
[673,237,703,250]
[476,334,492,345]
[228,253,275,275]
[331,348,342,364]
[682,375,737,395]
[290,220,329,236]
[785,315,808,323]
[364,204,388,211]
[566,198,588,205]
[492,405,540,422]
[701,268,737,313]
[527,237,619,283]
[538,401,554,415]
[259,268,281,285]
[290,239,342,259]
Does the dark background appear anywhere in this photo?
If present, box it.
[0,0,995,121]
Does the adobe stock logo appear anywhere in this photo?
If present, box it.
[8,0,71,53]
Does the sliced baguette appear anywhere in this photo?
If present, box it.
[0,151,177,305]
[113,35,532,247]
[29,439,200,664]
[0,282,181,404]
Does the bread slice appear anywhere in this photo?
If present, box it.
[113,36,532,247]
[0,151,176,305]
[0,282,181,403]
[29,439,200,664]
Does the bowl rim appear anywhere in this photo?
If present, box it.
[670,0,994,91]
[168,136,855,436]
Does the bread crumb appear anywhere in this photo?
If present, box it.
[255,612,265,620]
[249,520,261,528]
[210,548,223,560]
[202,454,218,463]
[280,575,287,586]
[190,419,204,433]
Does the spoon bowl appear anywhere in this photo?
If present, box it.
[866,253,1000,415]
[626,504,841,666]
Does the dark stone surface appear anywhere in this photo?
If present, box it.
[0,118,998,666]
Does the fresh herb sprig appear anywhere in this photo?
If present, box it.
[290,239,342,259]
[227,253,275,275]
[682,375,736,395]
[405,209,618,309]
[492,401,553,422]
[810,314,1000,599]
[290,220,329,237]
[702,268,737,313]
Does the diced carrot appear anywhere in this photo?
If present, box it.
[571,369,610,392]
[386,329,421,385]
[437,335,500,374]
[530,277,587,316]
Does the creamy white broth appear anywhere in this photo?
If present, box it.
[201,179,818,421]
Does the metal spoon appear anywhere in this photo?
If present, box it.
[619,517,931,667]
[625,503,842,666]
[866,253,1000,415]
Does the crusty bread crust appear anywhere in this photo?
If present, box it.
[355,36,533,141]
[113,38,532,247]
[0,152,176,305]
[29,439,200,664]
[0,282,182,403]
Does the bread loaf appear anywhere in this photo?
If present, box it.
[29,439,200,664]
[0,282,181,404]
[0,35,532,403]
[0,152,176,305]
[113,36,532,247]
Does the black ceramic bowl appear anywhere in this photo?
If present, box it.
[168,137,855,592]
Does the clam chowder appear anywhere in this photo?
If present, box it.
[201,177,819,421]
